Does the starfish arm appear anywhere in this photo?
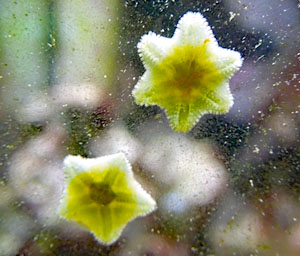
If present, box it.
[101,194,151,245]
[208,45,243,80]
[64,153,132,181]
[93,206,122,245]
[95,205,130,245]
[173,12,217,46]
[68,204,122,246]
[129,179,157,216]
[208,81,234,113]
[132,71,156,106]
[63,155,87,181]
[163,103,204,132]
[163,85,234,132]
[111,164,156,217]
[104,152,133,176]
[138,32,172,67]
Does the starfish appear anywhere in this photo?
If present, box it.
[132,12,243,132]
[59,153,156,245]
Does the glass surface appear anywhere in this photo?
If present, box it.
[0,0,299,255]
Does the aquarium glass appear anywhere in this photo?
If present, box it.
[0,0,299,255]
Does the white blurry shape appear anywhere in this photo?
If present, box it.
[51,82,105,109]
[14,81,107,123]
[139,132,175,184]
[0,210,35,256]
[209,193,264,253]
[263,191,300,254]
[289,224,300,253]
[171,139,227,208]
[213,212,263,251]
[0,233,23,256]
[264,112,298,145]
[270,190,300,230]
[89,123,143,163]
[16,93,52,123]
[8,124,65,226]
[138,123,227,210]
[120,233,189,256]
[26,123,66,158]
[161,192,188,214]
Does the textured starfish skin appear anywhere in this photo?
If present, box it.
[59,153,156,245]
[132,12,243,132]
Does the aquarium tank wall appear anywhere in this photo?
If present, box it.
[0,0,299,255]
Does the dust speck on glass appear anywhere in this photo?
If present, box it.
[0,0,299,255]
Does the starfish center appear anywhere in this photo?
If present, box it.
[152,43,223,102]
[89,182,116,205]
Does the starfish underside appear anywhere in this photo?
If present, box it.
[136,44,232,131]
[59,154,156,245]
[133,12,242,132]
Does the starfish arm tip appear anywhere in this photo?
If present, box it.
[211,46,243,78]
[165,107,205,133]
[132,74,155,107]
[93,227,124,246]
[62,155,87,181]
[138,32,171,66]
[174,11,217,46]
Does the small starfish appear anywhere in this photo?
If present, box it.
[132,12,243,132]
[59,153,156,245]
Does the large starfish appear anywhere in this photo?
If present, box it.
[132,12,243,132]
[59,153,156,245]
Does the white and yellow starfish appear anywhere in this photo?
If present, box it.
[59,153,156,245]
[133,12,243,132]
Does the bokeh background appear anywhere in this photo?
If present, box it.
[0,0,299,255]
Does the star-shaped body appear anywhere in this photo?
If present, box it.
[132,12,243,132]
[59,153,156,245]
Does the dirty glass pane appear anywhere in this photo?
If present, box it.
[0,0,299,255]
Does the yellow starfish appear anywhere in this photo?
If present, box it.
[59,153,156,245]
[132,12,243,132]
